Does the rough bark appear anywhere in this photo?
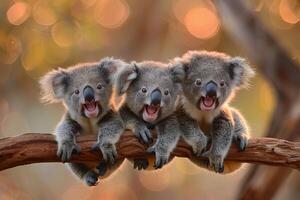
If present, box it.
[0,132,299,172]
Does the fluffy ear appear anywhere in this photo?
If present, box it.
[115,62,138,95]
[227,57,255,87]
[99,57,127,83]
[169,59,186,83]
[39,68,70,103]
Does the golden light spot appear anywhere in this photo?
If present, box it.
[173,0,197,24]
[33,1,57,26]
[184,7,220,39]
[80,0,97,8]
[94,0,130,29]
[0,34,22,64]
[51,21,77,48]
[21,39,46,71]
[279,0,299,24]
[138,170,170,191]
[6,2,30,25]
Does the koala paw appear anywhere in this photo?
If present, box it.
[133,158,149,170]
[84,170,99,186]
[57,140,81,162]
[96,160,107,177]
[191,137,208,157]
[134,124,152,144]
[202,151,224,173]
[233,134,248,151]
[147,146,169,169]
[92,142,117,165]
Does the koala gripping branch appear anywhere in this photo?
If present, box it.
[0,132,299,171]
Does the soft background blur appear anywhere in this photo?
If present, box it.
[0,0,299,199]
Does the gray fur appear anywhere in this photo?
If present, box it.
[116,61,182,169]
[173,50,254,173]
[40,58,126,186]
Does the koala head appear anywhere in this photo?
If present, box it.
[40,58,125,119]
[173,51,255,112]
[116,61,182,124]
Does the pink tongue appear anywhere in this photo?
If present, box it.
[203,97,214,107]
[147,106,157,114]
[85,102,96,111]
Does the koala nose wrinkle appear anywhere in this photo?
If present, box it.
[83,86,95,102]
[150,89,162,106]
[206,81,217,98]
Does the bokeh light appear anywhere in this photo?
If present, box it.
[138,170,170,191]
[184,6,220,39]
[21,39,46,71]
[279,0,299,24]
[6,2,31,25]
[51,21,79,48]
[94,0,130,29]
[33,1,58,26]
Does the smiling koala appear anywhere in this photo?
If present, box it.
[116,61,182,169]
[40,58,125,186]
[173,51,255,173]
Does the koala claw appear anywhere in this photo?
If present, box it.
[147,146,169,169]
[133,158,149,170]
[97,160,107,177]
[233,134,248,151]
[92,142,118,165]
[191,140,207,157]
[57,141,81,162]
[134,125,152,144]
[202,151,224,173]
[84,170,99,186]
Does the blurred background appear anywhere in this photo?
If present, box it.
[0,0,299,199]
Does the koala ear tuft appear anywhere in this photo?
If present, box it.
[39,68,70,103]
[115,62,138,95]
[169,60,186,83]
[99,57,127,83]
[227,57,255,87]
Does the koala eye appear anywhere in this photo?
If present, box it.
[164,90,169,95]
[74,89,80,95]
[195,79,202,87]
[220,80,225,87]
[141,87,147,93]
[97,83,103,90]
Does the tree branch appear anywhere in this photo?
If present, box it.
[0,133,299,171]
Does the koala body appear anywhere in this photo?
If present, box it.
[173,51,254,173]
[40,58,125,186]
[116,61,182,169]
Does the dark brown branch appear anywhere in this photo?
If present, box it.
[0,133,300,171]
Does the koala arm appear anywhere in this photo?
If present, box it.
[177,109,208,156]
[147,115,180,169]
[231,108,250,151]
[93,111,124,166]
[203,108,234,173]
[119,105,152,144]
[55,113,81,162]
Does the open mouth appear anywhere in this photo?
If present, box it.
[199,96,218,111]
[83,101,100,118]
[142,105,160,122]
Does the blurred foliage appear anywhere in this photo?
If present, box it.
[0,0,299,199]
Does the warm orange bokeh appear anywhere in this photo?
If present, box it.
[184,7,220,39]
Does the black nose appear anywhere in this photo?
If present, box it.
[150,89,162,106]
[206,81,217,98]
[83,86,95,102]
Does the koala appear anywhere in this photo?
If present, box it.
[39,58,125,186]
[173,51,254,173]
[115,61,182,169]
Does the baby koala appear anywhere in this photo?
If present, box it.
[40,58,125,186]
[116,61,182,169]
[173,51,254,173]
